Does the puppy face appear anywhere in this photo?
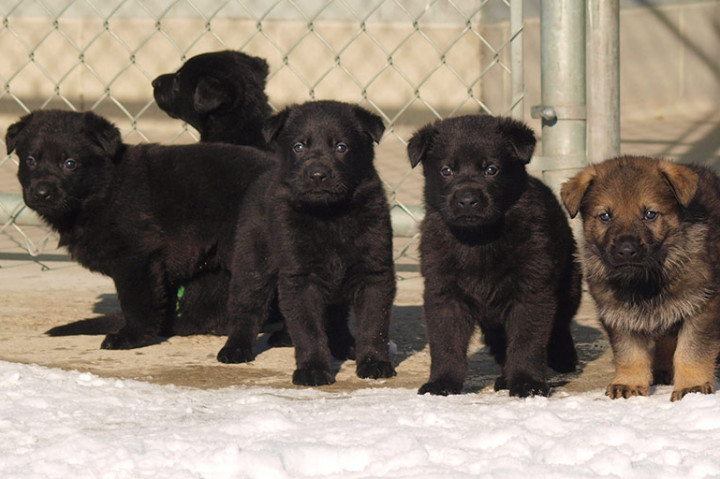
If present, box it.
[152,50,270,129]
[561,156,699,287]
[263,101,385,207]
[6,110,122,221]
[408,115,536,230]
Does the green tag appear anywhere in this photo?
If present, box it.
[175,285,186,316]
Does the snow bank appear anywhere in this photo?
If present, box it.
[2,361,720,478]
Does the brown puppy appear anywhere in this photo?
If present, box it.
[562,156,720,401]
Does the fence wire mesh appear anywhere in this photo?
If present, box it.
[0,0,522,276]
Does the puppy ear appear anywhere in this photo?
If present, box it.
[407,124,438,168]
[83,112,123,161]
[5,113,32,154]
[352,106,385,144]
[658,160,699,207]
[262,107,291,145]
[499,117,536,164]
[193,76,232,114]
[560,166,597,219]
[248,56,270,81]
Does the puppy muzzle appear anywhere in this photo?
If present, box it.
[447,186,489,222]
[609,234,647,266]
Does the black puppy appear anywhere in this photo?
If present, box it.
[152,50,272,147]
[219,101,397,386]
[50,51,280,345]
[7,110,275,350]
[408,115,581,397]
[153,50,288,347]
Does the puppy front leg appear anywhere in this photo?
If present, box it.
[604,325,652,399]
[418,289,475,396]
[503,299,554,397]
[352,272,397,380]
[102,264,166,350]
[278,275,334,386]
[671,302,720,401]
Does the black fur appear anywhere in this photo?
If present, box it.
[409,115,581,397]
[8,110,276,350]
[219,101,397,386]
[152,50,272,147]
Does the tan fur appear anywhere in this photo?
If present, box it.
[562,156,720,401]
[607,332,652,398]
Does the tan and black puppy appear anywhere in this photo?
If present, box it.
[562,156,720,401]
[410,115,581,398]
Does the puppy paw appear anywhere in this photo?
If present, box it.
[216,346,255,364]
[670,382,715,402]
[508,379,550,398]
[547,354,578,374]
[606,383,650,399]
[418,380,462,396]
[267,330,293,348]
[356,360,396,380]
[329,339,356,361]
[652,369,673,385]
[100,332,153,350]
[493,376,508,391]
[292,368,335,386]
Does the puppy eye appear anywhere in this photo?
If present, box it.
[293,143,304,153]
[643,210,658,221]
[26,156,37,167]
[440,166,454,177]
[335,143,348,154]
[599,212,612,222]
[63,159,78,171]
[484,165,499,176]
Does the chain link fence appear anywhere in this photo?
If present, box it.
[0,0,523,276]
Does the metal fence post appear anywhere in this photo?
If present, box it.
[587,0,620,164]
[510,0,524,120]
[532,0,587,192]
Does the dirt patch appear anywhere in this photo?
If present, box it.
[0,260,612,394]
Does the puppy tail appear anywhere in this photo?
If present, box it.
[45,312,124,336]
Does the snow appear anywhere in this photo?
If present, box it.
[2,361,720,478]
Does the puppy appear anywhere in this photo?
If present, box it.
[7,110,275,350]
[51,51,279,344]
[562,156,720,401]
[219,101,397,386]
[409,115,581,398]
[152,50,272,147]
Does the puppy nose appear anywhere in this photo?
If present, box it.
[152,78,161,89]
[307,167,328,184]
[33,182,53,201]
[455,190,479,209]
[613,236,643,262]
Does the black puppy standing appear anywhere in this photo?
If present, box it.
[409,115,581,397]
[220,101,397,386]
[7,110,275,350]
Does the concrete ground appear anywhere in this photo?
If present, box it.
[1,111,719,395]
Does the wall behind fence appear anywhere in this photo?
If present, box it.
[0,0,522,270]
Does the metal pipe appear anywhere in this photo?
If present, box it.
[532,0,587,193]
[587,0,620,164]
[390,204,424,237]
[510,0,524,120]
[0,194,42,226]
